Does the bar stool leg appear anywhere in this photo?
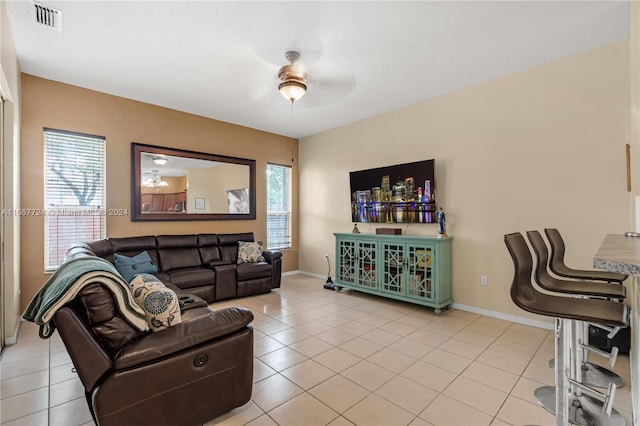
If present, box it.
[536,318,570,424]
[548,322,624,389]
[558,318,571,424]
[578,321,624,388]
[536,320,626,426]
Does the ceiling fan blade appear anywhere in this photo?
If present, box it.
[300,67,356,107]
[224,56,280,103]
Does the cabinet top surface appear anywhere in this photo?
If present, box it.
[334,232,452,241]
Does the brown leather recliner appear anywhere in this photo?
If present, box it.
[54,281,254,426]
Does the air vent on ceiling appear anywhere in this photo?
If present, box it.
[34,2,62,31]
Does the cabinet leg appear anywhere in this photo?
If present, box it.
[434,308,442,316]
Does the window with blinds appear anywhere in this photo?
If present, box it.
[267,163,292,250]
[44,128,106,270]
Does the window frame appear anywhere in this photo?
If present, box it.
[44,128,106,271]
[266,163,292,251]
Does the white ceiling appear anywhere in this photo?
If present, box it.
[6,1,630,139]
[140,152,223,177]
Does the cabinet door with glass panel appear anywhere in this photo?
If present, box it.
[336,239,356,285]
[336,238,378,290]
[405,244,435,302]
[381,241,404,296]
[380,242,435,302]
[356,239,378,290]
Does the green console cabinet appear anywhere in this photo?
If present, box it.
[334,233,452,314]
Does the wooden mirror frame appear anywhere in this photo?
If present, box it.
[131,142,256,221]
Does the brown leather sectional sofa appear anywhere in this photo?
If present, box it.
[54,245,255,425]
[73,232,282,303]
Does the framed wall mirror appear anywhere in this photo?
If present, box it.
[131,143,256,221]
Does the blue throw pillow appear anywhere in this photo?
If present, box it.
[114,251,158,283]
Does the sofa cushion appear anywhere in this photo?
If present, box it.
[114,251,158,282]
[75,284,142,353]
[159,248,201,271]
[197,234,222,264]
[157,234,198,249]
[237,241,265,264]
[157,235,201,271]
[130,274,181,332]
[85,239,114,261]
[154,271,170,284]
[164,267,216,290]
[110,236,159,266]
[236,262,272,281]
[218,233,254,264]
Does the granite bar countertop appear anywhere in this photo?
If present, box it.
[593,234,640,276]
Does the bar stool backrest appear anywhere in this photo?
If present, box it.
[527,230,553,282]
[544,228,627,284]
[504,232,547,316]
[544,228,569,275]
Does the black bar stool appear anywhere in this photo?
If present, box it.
[545,228,628,284]
[505,233,629,426]
[527,230,626,389]
[528,231,626,299]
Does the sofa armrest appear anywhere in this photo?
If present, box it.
[114,307,253,370]
[263,250,282,288]
[201,260,232,269]
[263,250,282,264]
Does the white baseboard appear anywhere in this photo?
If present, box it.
[282,270,301,277]
[451,302,553,330]
[298,271,326,280]
[295,271,553,331]
[4,319,21,345]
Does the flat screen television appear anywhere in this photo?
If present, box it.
[350,159,436,223]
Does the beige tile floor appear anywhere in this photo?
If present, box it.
[0,274,633,426]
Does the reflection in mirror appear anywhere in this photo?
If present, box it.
[131,143,256,221]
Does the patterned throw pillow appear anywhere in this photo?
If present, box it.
[237,240,265,264]
[114,251,158,283]
[129,274,181,332]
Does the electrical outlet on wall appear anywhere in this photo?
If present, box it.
[480,275,488,286]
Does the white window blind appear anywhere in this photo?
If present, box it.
[44,128,106,270]
[267,163,292,250]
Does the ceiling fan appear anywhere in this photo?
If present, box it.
[277,51,307,103]
[229,46,356,107]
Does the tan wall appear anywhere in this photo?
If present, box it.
[187,163,249,213]
[187,167,217,213]
[300,41,631,323]
[20,75,298,310]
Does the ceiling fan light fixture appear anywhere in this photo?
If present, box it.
[279,80,307,103]
[142,169,169,187]
[153,157,167,166]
